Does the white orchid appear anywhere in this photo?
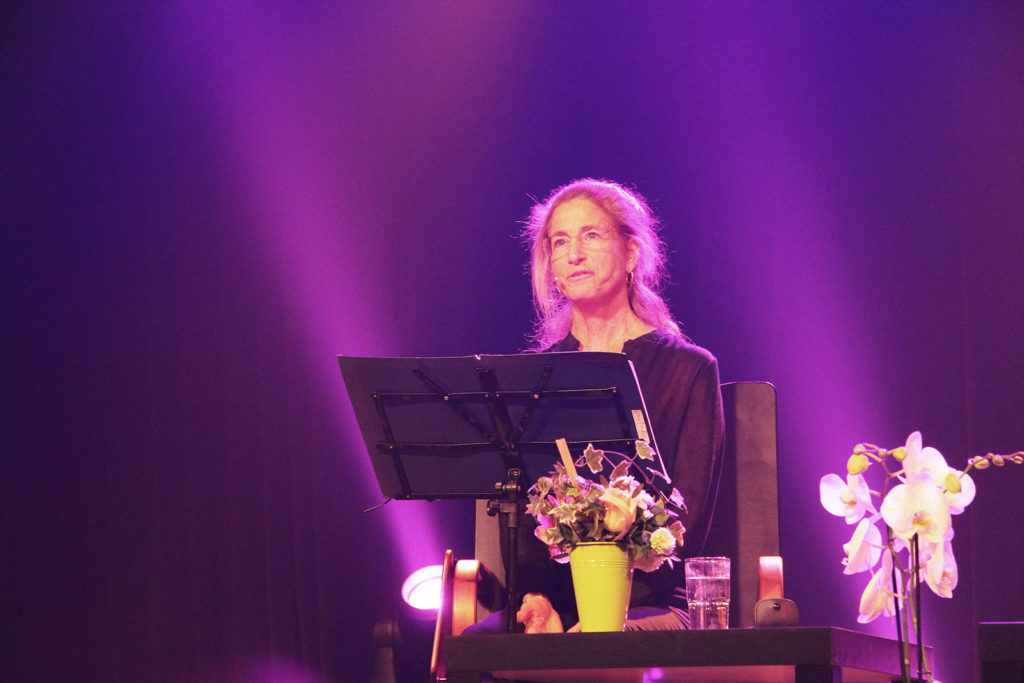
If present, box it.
[880,472,952,543]
[899,431,949,481]
[819,472,875,524]
[941,468,976,515]
[843,517,884,575]
[857,551,896,624]
[823,432,1022,682]
[902,431,978,515]
[923,533,958,598]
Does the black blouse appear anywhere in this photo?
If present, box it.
[513,329,725,616]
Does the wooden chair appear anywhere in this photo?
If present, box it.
[705,381,781,627]
[430,381,781,680]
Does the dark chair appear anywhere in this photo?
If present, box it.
[705,381,781,627]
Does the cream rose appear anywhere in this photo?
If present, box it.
[600,487,639,538]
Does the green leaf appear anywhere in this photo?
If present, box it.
[610,461,629,481]
[635,440,655,461]
[583,443,604,473]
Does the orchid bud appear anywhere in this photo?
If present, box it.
[944,471,962,494]
[973,457,991,470]
[1012,455,1024,464]
[847,453,870,475]
[992,455,1005,467]
[891,447,907,461]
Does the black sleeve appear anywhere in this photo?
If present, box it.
[631,351,724,608]
[671,355,725,554]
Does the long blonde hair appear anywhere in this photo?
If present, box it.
[522,178,681,350]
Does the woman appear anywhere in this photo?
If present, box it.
[472,178,724,634]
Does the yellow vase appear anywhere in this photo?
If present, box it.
[569,542,634,632]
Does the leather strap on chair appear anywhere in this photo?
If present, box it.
[452,560,482,636]
[758,555,784,600]
[755,555,799,626]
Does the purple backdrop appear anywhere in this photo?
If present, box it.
[4,3,1023,682]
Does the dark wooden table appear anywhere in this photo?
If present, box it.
[444,626,932,683]
[978,622,1024,683]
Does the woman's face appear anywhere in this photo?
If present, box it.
[547,196,637,311]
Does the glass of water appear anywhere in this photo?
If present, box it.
[684,556,731,629]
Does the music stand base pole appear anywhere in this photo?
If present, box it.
[495,467,522,634]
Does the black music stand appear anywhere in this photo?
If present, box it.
[338,351,663,632]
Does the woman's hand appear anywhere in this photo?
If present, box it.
[516,593,564,633]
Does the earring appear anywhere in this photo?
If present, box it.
[626,271,634,285]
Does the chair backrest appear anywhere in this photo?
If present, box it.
[473,499,504,626]
[475,499,503,586]
[703,381,780,627]
[473,380,780,628]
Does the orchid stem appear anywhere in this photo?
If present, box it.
[889,529,911,683]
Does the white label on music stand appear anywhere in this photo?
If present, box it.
[632,409,650,443]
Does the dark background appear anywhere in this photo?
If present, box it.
[4,3,1022,682]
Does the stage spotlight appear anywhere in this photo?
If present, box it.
[401,564,443,611]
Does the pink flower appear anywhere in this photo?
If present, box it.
[532,513,555,542]
[632,551,666,573]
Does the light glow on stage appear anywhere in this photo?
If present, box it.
[401,564,444,612]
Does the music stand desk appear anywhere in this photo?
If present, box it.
[444,626,932,683]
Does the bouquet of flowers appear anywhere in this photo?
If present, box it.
[525,438,687,573]
[820,430,1022,682]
